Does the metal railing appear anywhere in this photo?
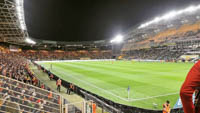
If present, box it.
[0,74,62,113]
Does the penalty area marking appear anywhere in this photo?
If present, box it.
[40,63,179,102]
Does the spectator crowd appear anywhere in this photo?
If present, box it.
[127,48,183,61]
[0,52,61,113]
[20,50,112,61]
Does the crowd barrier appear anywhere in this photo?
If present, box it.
[34,60,184,113]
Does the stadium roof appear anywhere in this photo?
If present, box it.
[0,0,29,45]
[29,38,111,48]
[124,4,200,41]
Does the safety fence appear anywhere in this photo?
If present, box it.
[0,74,101,113]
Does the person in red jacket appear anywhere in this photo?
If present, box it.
[50,74,54,80]
[180,60,200,113]
[41,84,45,89]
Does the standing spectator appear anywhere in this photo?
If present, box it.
[32,77,36,85]
[41,84,45,89]
[56,79,61,92]
[92,101,96,113]
[48,91,52,100]
[27,76,31,84]
[67,83,74,95]
[163,100,170,113]
[50,74,54,81]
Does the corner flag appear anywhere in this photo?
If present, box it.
[127,86,130,100]
[127,86,130,92]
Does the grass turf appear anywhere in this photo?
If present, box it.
[37,61,193,110]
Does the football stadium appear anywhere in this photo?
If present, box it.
[0,0,200,113]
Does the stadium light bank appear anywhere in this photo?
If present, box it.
[110,35,124,44]
[16,0,26,30]
[26,38,36,45]
[138,4,200,29]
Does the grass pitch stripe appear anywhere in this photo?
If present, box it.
[47,65,179,102]
[52,68,129,101]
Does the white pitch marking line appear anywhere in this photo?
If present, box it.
[52,68,129,101]
[129,92,179,102]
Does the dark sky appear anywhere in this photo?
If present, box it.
[24,0,200,42]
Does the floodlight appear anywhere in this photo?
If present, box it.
[185,6,196,12]
[15,0,26,30]
[16,0,20,5]
[110,35,123,43]
[26,38,36,44]
[138,4,200,29]
[16,6,21,12]
[153,17,161,23]
[163,11,176,20]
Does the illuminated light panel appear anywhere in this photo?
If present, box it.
[26,38,36,44]
[138,4,200,29]
[15,0,26,30]
[110,35,123,43]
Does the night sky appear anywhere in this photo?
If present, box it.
[24,0,199,42]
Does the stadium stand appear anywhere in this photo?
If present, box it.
[122,26,200,60]
[20,50,112,61]
[0,51,61,113]
[0,45,112,61]
[126,48,183,60]
[0,75,61,113]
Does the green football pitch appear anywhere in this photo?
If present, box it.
[37,61,194,110]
